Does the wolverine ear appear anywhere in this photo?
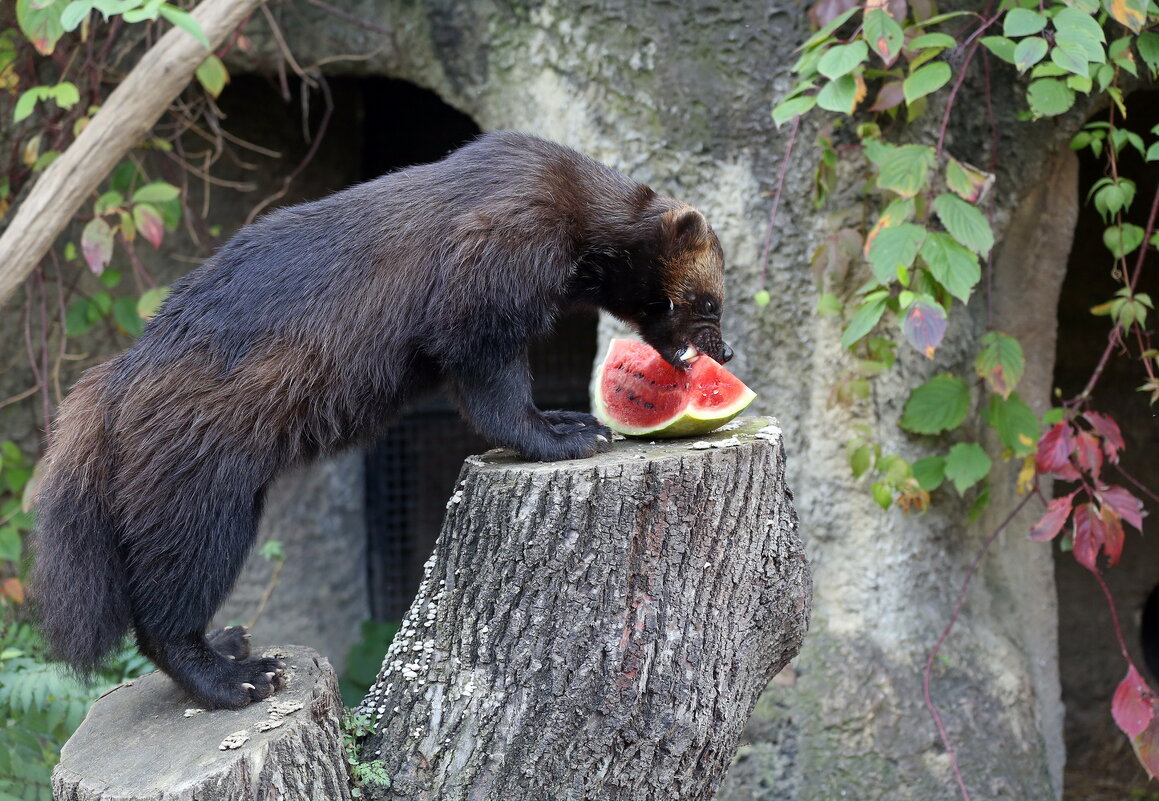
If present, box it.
[664,208,709,249]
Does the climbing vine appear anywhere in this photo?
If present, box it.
[771,0,1159,786]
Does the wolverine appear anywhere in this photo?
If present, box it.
[31,131,734,709]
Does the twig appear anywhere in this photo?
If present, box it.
[924,490,1036,801]
[759,115,801,287]
[246,557,285,630]
[305,0,392,36]
[243,75,334,225]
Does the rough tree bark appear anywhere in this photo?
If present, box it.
[51,646,349,801]
[355,418,809,801]
[0,0,267,308]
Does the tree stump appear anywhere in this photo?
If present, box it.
[52,645,350,801]
[356,416,809,801]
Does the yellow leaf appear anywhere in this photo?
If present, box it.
[1108,0,1146,33]
[1016,454,1036,495]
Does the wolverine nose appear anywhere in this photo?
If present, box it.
[720,343,734,364]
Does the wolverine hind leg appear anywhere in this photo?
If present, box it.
[123,466,284,709]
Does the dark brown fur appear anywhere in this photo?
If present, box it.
[31,132,732,709]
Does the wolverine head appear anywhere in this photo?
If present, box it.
[635,205,733,370]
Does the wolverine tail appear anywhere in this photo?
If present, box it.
[30,361,132,673]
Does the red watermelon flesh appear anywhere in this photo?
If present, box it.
[594,339,757,438]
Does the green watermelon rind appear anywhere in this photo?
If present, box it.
[593,342,757,439]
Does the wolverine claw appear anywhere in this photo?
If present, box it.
[241,682,256,691]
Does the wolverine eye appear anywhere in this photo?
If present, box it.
[701,297,717,315]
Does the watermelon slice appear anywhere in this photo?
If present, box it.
[593,338,757,438]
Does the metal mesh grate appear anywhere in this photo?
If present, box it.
[365,310,599,619]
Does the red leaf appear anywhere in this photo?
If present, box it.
[808,0,858,28]
[1099,504,1126,566]
[133,203,164,249]
[1098,485,1146,532]
[1133,715,1159,780]
[81,217,114,275]
[1114,665,1155,738]
[1074,430,1103,479]
[1084,411,1125,463]
[1036,422,1076,478]
[869,81,905,112]
[902,299,947,358]
[1072,503,1102,572]
[1029,491,1077,542]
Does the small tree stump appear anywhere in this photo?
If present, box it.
[357,416,810,801]
[52,645,349,801]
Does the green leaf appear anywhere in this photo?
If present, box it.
[195,54,228,98]
[0,525,20,562]
[913,456,947,491]
[981,36,1017,64]
[945,157,992,203]
[137,286,169,319]
[1026,78,1076,118]
[754,289,772,307]
[943,442,992,494]
[817,75,861,114]
[900,374,971,434]
[903,61,951,104]
[94,190,124,216]
[1014,36,1049,72]
[873,144,936,198]
[66,298,94,336]
[773,95,817,128]
[841,292,889,349]
[818,41,869,79]
[975,331,1026,398]
[867,223,926,284]
[131,181,180,203]
[16,0,68,56]
[1103,223,1145,258]
[158,3,210,48]
[1054,7,1107,45]
[113,296,144,337]
[908,32,956,50]
[933,193,994,257]
[815,291,841,316]
[1138,31,1159,76]
[1004,8,1048,36]
[13,90,38,123]
[1050,40,1091,77]
[920,231,981,304]
[1147,142,1159,162]
[983,393,1040,456]
[864,8,904,66]
[872,481,894,510]
[849,442,873,478]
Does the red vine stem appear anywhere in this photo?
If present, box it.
[936,10,1001,158]
[759,114,801,288]
[1071,179,1159,406]
[1091,567,1140,670]
[924,489,1036,801]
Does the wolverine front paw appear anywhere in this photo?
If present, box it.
[204,656,286,709]
[542,410,603,430]
[207,625,252,660]
[514,412,613,461]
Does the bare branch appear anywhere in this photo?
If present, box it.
[0,0,268,308]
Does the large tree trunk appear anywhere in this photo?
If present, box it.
[356,418,808,800]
